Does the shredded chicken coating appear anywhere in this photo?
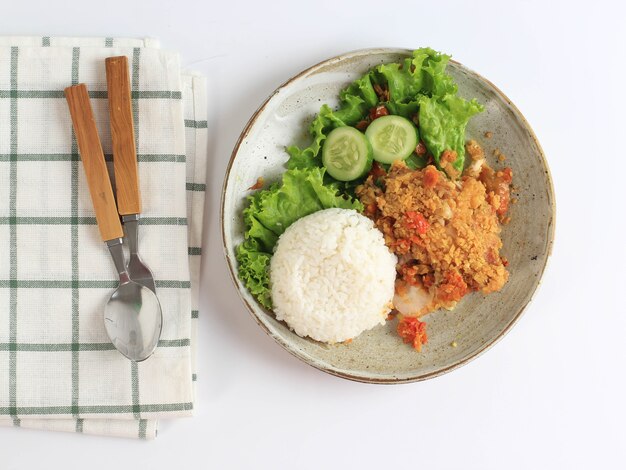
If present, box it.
[356,141,512,317]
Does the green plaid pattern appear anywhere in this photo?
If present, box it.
[0,37,206,439]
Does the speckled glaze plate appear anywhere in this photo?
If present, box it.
[221,48,555,383]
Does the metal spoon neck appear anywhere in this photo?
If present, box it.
[106,238,131,284]
[122,214,140,255]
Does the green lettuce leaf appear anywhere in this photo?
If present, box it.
[236,239,273,309]
[242,186,280,252]
[286,105,345,170]
[340,73,378,108]
[418,94,484,172]
[236,167,363,308]
[385,100,420,119]
[413,47,457,98]
[374,47,456,102]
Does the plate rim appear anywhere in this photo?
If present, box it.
[220,47,556,384]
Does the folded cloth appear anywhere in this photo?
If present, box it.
[0,37,206,439]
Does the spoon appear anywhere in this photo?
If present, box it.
[65,83,162,362]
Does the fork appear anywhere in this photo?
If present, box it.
[106,56,157,294]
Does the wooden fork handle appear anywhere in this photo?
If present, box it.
[65,84,123,242]
[106,56,141,216]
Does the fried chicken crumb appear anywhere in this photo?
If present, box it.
[248,177,265,191]
[493,148,507,162]
[356,145,512,317]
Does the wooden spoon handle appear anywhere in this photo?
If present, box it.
[65,84,123,242]
[106,56,141,216]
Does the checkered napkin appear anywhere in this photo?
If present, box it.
[0,37,207,439]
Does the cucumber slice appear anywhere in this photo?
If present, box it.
[365,115,419,164]
[322,126,373,181]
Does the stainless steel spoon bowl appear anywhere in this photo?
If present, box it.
[105,283,162,361]
[104,238,162,362]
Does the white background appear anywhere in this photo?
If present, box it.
[1,0,625,468]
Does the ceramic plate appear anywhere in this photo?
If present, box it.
[221,48,555,383]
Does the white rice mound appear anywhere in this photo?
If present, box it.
[270,208,397,343]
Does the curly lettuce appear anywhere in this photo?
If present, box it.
[236,167,363,308]
[287,47,483,175]
[418,94,484,173]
